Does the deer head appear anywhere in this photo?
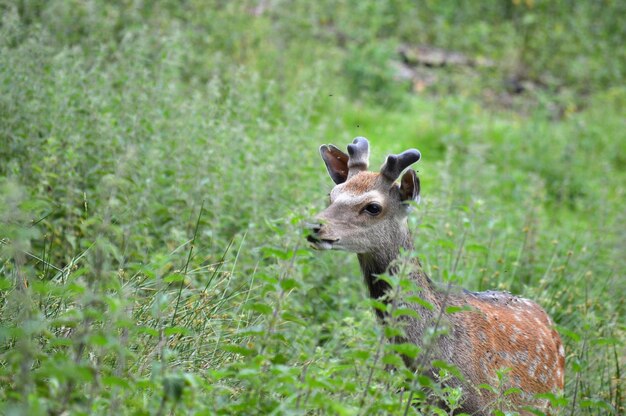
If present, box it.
[307,137,421,254]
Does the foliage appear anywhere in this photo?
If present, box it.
[0,1,624,415]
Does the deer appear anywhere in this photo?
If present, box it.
[307,137,565,415]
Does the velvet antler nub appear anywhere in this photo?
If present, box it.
[380,149,421,182]
[346,137,370,179]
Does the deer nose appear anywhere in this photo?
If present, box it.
[305,222,323,235]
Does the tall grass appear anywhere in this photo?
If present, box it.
[1,1,624,414]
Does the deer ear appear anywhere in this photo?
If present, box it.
[400,169,420,204]
[320,144,349,184]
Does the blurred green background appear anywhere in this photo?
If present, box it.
[1,1,624,414]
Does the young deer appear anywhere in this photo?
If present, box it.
[307,137,565,415]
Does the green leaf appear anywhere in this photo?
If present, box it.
[535,392,568,407]
[164,326,191,336]
[246,302,273,315]
[279,278,300,291]
[382,353,404,368]
[102,375,131,389]
[390,343,421,359]
[221,344,255,356]
[346,349,371,361]
[281,311,306,326]
[163,273,185,283]
[367,299,388,312]
[478,383,497,393]
[88,333,108,346]
[504,387,522,396]
[405,295,434,310]
[137,326,159,337]
[431,360,462,378]
[384,326,404,338]
[557,326,581,342]
[392,307,419,319]
[466,243,488,253]
[445,305,472,314]
[261,247,292,260]
[49,337,73,347]
[0,278,12,290]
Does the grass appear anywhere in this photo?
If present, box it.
[1,1,625,415]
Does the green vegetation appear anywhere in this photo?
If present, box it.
[1,1,624,414]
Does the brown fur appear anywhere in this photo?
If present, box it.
[342,171,382,194]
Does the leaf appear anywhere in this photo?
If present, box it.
[445,305,472,314]
[221,344,255,356]
[557,326,581,342]
[431,360,462,378]
[261,247,292,260]
[367,299,388,312]
[0,278,12,290]
[405,295,434,311]
[478,383,497,393]
[504,387,522,396]
[390,343,421,359]
[306,377,333,390]
[49,337,73,348]
[384,326,404,338]
[164,326,191,336]
[281,311,306,326]
[163,273,185,283]
[382,353,404,368]
[436,239,456,249]
[535,392,568,407]
[392,307,419,319]
[88,333,108,346]
[137,326,159,337]
[279,278,300,291]
[466,243,488,253]
[102,375,131,389]
[346,349,371,361]
[246,302,273,315]
[416,375,434,388]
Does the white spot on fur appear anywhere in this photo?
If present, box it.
[559,344,565,357]
[515,351,529,364]
[528,359,539,377]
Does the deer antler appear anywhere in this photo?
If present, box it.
[380,149,421,183]
[346,137,370,179]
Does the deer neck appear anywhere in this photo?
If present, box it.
[357,230,434,302]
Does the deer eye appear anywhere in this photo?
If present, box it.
[363,203,382,216]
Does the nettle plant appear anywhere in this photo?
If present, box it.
[307,137,565,415]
